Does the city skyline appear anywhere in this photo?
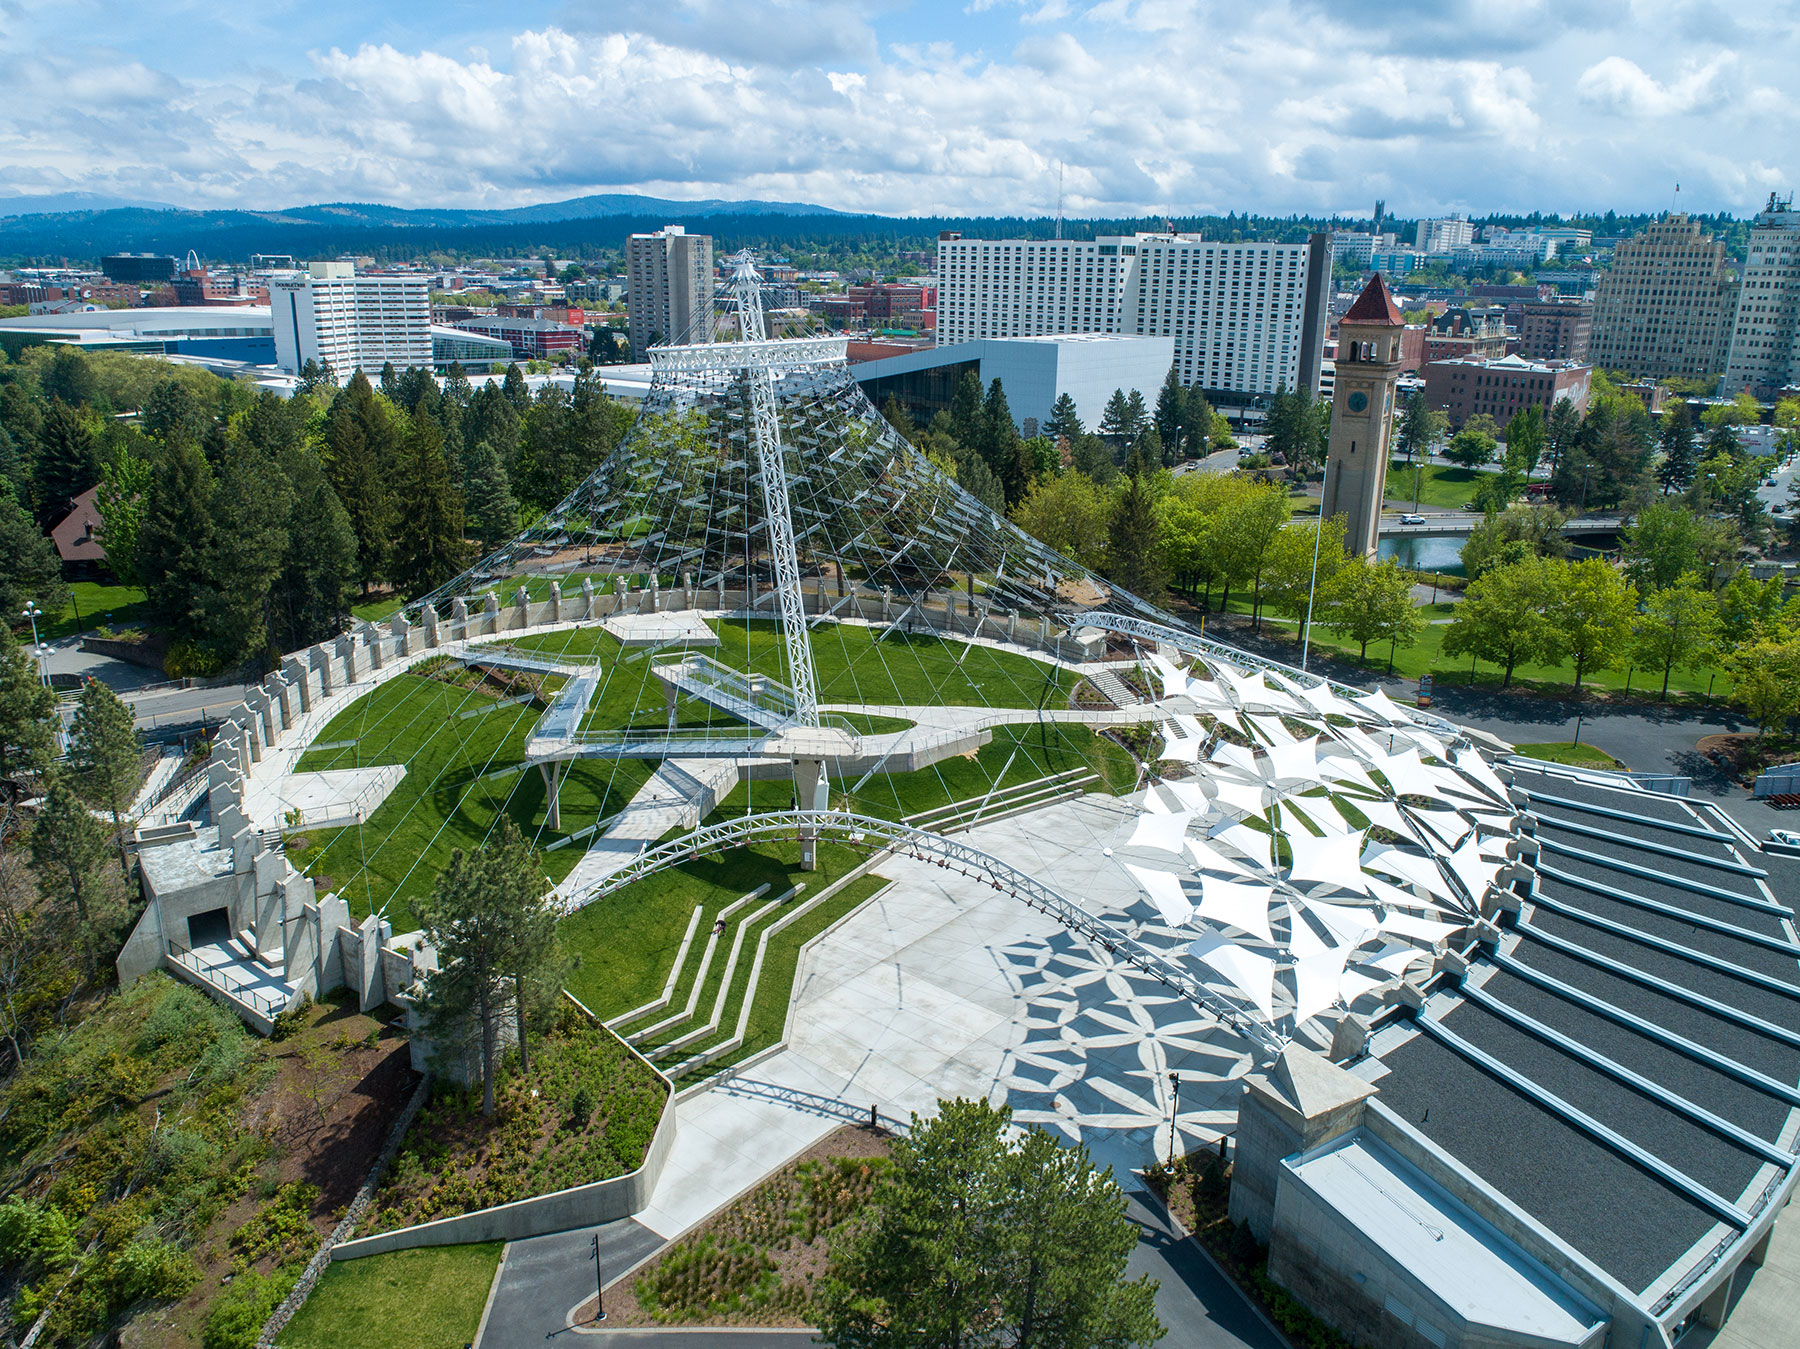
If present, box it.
[7,0,1795,220]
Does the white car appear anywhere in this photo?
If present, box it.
[1399,513,1426,525]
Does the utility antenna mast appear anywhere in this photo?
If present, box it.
[728,251,820,729]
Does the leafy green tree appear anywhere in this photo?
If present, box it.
[1550,558,1637,691]
[0,626,56,792]
[1321,556,1425,662]
[91,442,152,587]
[1106,474,1165,603]
[1443,426,1495,469]
[30,771,123,980]
[141,379,210,449]
[31,399,101,529]
[1633,577,1720,700]
[1214,481,1291,628]
[1718,568,1788,647]
[65,679,140,882]
[389,413,468,600]
[136,438,215,633]
[1011,472,1110,571]
[1443,557,1557,686]
[1503,405,1545,476]
[1069,432,1118,485]
[1620,501,1717,592]
[1725,638,1800,737]
[1544,396,1582,471]
[0,488,68,623]
[1397,389,1446,463]
[1260,515,1348,628]
[39,348,97,409]
[1656,402,1697,494]
[1701,390,1761,430]
[815,1098,1162,1349]
[484,818,565,1075]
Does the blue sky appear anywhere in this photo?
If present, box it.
[6,0,1795,217]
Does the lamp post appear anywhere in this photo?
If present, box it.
[1165,1071,1181,1174]
[1301,458,1332,673]
[21,602,49,687]
[590,1232,607,1323]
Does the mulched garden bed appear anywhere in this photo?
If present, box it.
[1698,732,1800,786]
[577,1123,893,1328]
[364,1011,668,1234]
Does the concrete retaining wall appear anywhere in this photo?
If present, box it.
[330,1036,677,1260]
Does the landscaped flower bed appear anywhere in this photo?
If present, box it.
[364,1014,667,1234]
[591,1124,892,1327]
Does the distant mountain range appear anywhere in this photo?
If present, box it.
[0,191,178,217]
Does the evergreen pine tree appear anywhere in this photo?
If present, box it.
[1045,392,1084,444]
[1657,403,1697,494]
[1107,473,1166,603]
[32,400,100,528]
[195,441,293,667]
[501,363,531,412]
[30,770,122,980]
[1154,364,1187,458]
[880,394,918,443]
[0,489,68,621]
[1123,388,1149,444]
[0,625,56,791]
[66,678,140,883]
[464,441,520,551]
[322,376,398,591]
[979,379,1027,503]
[390,414,468,599]
[136,438,215,633]
[271,449,359,651]
[1098,388,1133,452]
[948,369,985,449]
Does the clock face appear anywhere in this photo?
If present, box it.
[1347,391,1369,414]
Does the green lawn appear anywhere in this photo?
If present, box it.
[50,579,150,639]
[277,1243,502,1349]
[561,838,873,1023]
[351,594,407,624]
[290,673,656,928]
[1385,459,1492,511]
[1511,741,1626,769]
[503,618,1076,710]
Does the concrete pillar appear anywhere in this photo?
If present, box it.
[548,581,562,624]
[281,656,312,713]
[682,571,694,608]
[581,578,596,619]
[271,674,298,731]
[364,623,384,670]
[311,645,335,697]
[1228,1047,1378,1241]
[1699,1273,1734,1329]
[482,591,500,635]
[649,574,660,612]
[450,597,469,643]
[513,587,530,630]
[881,587,893,619]
[966,574,976,617]
[716,574,726,609]
[335,634,361,682]
[422,603,440,648]
[391,611,413,656]
[793,758,824,871]
[540,761,564,830]
[1038,615,1051,644]
[835,561,845,598]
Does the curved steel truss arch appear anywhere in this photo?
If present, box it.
[568,808,1284,1056]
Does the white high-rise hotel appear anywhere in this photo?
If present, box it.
[934,231,1331,401]
[270,261,430,375]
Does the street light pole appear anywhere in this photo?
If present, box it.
[591,1232,607,1323]
[1166,1071,1181,1174]
[21,602,48,687]
[1301,458,1332,673]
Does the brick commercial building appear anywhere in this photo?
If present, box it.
[1590,214,1736,380]
[1423,307,1507,363]
[449,315,582,360]
[1425,352,1592,429]
[1519,298,1593,362]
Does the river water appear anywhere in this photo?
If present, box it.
[1378,533,1468,575]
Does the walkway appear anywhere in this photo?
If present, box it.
[1685,1199,1800,1348]
[553,759,740,908]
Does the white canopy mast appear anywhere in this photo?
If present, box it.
[729,250,821,732]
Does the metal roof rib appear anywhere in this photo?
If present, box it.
[1415,1015,1753,1230]
[1515,917,1800,1049]
[1535,841,1785,914]
[1533,814,1767,878]
[1519,789,1736,842]
[1536,864,1800,959]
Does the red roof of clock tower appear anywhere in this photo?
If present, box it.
[1341,272,1403,326]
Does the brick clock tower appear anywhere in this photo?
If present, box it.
[1321,273,1406,557]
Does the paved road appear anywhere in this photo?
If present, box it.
[125,683,252,734]
[474,1191,1282,1348]
[477,1219,665,1348]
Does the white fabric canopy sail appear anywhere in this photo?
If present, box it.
[1300,895,1382,947]
[1216,821,1275,871]
[1185,835,1250,876]
[1211,775,1271,820]
[1292,947,1352,1025]
[1265,735,1322,785]
[1125,863,1195,927]
[1127,810,1195,856]
[1287,828,1371,893]
[1196,874,1276,942]
[1188,931,1277,1022]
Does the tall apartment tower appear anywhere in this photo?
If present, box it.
[1322,274,1406,558]
[268,261,430,376]
[1589,214,1736,381]
[626,225,714,360]
[1721,193,1800,397]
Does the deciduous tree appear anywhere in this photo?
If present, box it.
[1321,556,1425,662]
[1550,558,1637,691]
[1634,577,1720,700]
[1443,557,1556,686]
